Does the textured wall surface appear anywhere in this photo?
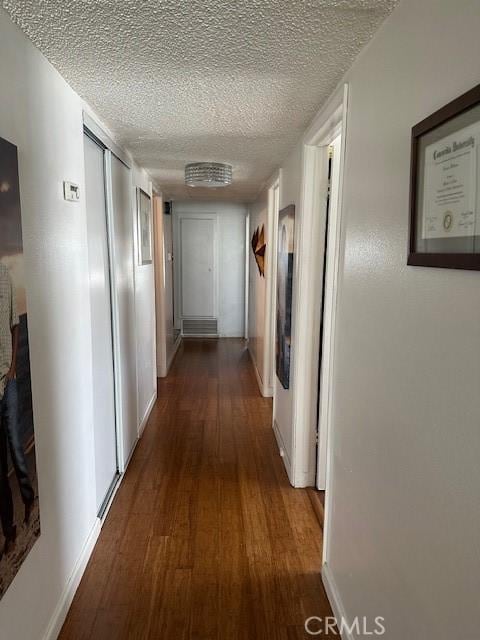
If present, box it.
[0,7,97,638]
[324,1,480,637]
[2,0,396,201]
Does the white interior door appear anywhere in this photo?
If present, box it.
[84,134,118,513]
[180,216,216,318]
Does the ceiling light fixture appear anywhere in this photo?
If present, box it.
[185,162,232,188]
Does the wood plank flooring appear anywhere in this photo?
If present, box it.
[59,339,332,639]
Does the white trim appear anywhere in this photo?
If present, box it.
[321,563,353,640]
[137,390,157,438]
[165,334,182,374]
[316,133,342,489]
[272,420,293,485]
[248,345,273,397]
[41,519,101,640]
[323,84,349,562]
[289,83,349,489]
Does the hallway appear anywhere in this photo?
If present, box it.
[59,339,332,639]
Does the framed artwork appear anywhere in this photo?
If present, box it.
[276,205,295,390]
[408,83,480,270]
[251,224,266,277]
[0,136,40,599]
[137,187,152,265]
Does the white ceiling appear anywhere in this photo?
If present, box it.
[3,0,397,202]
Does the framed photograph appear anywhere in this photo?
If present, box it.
[137,187,152,265]
[276,205,295,390]
[408,84,480,270]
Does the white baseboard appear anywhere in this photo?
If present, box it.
[247,346,273,397]
[158,335,182,378]
[138,391,157,438]
[166,335,182,373]
[263,383,274,397]
[272,419,294,485]
[322,562,353,640]
[42,518,101,640]
[293,467,316,488]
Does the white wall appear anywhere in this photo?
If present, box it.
[258,0,480,636]
[132,164,157,432]
[0,8,97,639]
[248,192,268,389]
[0,8,157,638]
[174,201,247,337]
[325,2,480,637]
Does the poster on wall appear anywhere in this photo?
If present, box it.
[276,205,295,390]
[0,136,40,599]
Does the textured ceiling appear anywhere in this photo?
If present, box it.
[3,0,397,202]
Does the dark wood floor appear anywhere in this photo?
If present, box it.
[59,339,332,639]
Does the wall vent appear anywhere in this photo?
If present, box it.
[182,318,218,336]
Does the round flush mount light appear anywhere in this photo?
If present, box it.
[185,162,232,188]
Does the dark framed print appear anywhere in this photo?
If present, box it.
[408,84,480,270]
[137,187,152,265]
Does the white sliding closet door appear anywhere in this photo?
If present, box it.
[110,154,138,468]
[84,134,118,513]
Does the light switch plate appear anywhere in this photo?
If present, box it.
[63,181,80,202]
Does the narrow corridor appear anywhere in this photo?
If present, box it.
[59,339,332,639]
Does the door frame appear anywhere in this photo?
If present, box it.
[290,84,348,489]
[316,134,343,491]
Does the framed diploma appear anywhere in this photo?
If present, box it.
[408,84,480,269]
